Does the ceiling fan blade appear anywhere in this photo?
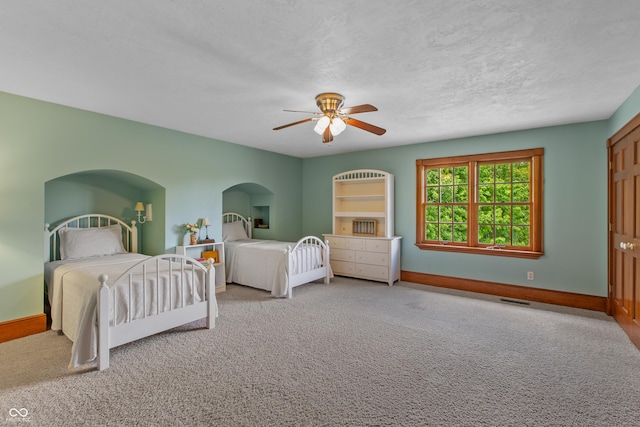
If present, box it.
[273,117,315,131]
[283,109,323,114]
[343,117,387,135]
[339,104,378,115]
[323,126,333,143]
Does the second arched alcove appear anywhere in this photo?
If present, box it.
[222,182,274,239]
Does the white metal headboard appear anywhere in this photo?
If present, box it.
[45,214,138,262]
[222,212,252,239]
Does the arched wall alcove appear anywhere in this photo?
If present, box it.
[45,169,166,255]
[222,182,274,240]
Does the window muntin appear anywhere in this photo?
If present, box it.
[416,148,543,259]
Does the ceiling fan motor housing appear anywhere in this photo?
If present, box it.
[316,92,344,114]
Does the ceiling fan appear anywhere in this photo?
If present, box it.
[273,92,386,143]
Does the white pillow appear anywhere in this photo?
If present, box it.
[58,224,127,260]
[222,221,249,242]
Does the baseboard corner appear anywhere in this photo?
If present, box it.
[0,313,47,343]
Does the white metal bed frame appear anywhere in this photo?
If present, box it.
[46,214,216,371]
[222,212,331,298]
[45,214,140,261]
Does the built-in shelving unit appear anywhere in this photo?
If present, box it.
[325,169,401,286]
[251,205,270,229]
[332,169,394,237]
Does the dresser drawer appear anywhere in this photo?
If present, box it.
[356,251,389,266]
[355,264,389,280]
[325,236,346,249]
[331,248,355,262]
[331,260,356,275]
[365,239,389,253]
[345,238,367,251]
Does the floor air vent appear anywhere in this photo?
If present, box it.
[499,298,531,306]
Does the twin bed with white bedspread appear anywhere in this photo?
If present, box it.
[45,214,217,371]
[222,213,331,298]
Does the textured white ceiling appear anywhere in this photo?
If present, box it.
[1,1,639,158]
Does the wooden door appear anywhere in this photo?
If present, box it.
[609,114,640,349]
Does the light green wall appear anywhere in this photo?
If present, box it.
[302,120,610,297]
[0,91,302,323]
[222,190,251,216]
[45,174,141,225]
[609,84,640,137]
[2,82,639,325]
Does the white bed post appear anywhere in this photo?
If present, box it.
[324,241,331,285]
[130,220,138,253]
[44,223,50,262]
[97,274,110,371]
[206,264,216,329]
[286,246,293,299]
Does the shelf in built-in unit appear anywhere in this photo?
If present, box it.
[335,195,384,199]
[335,177,385,184]
[335,211,385,217]
[335,180,385,197]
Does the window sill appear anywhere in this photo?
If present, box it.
[415,243,544,259]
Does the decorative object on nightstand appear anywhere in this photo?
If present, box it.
[183,223,200,245]
[200,217,215,243]
[201,250,218,263]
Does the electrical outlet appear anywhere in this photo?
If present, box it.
[527,271,534,280]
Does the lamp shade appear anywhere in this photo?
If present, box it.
[330,117,347,135]
[313,116,331,135]
[201,217,211,226]
[134,202,144,212]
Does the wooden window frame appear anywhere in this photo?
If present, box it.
[416,148,544,259]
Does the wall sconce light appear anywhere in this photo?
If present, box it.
[201,217,211,241]
[134,202,153,223]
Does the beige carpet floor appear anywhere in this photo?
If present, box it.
[1,277,639,426]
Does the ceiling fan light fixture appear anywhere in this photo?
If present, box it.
[330,117,347,136]
[313,116,330,135]
[274,92,386,143]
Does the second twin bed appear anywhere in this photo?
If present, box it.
[222,212,332,298]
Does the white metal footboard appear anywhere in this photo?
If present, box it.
[285,236,331,299]
[97,254,216,370]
